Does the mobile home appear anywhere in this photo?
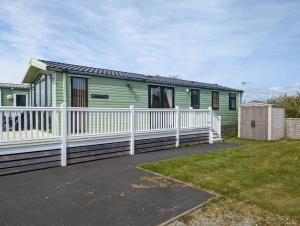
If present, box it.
[23,58,243,132]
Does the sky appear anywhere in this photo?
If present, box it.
[0,0,299,101]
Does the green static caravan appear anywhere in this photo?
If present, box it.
[0,83,30,107]
[22,58,243,131]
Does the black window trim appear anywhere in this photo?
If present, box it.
[211,91,219,110]
[229,92,237,110]
[148,84,175,108]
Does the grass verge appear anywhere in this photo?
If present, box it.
[141,139,300,224]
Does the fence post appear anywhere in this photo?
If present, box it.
[176,106,180,147]
[218,116,222,139]
[238,106,241,138]
[61,103,67,166]
[130,105,135,155]
[189,107,193,128]
[208,107,213,144]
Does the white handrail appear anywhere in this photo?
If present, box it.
[0,106,220,145]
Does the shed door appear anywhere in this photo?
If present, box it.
[240,107,252,138]
[251,106,268,140]
[241,106,268,139]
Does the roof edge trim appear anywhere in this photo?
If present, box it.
[22,58,47,83]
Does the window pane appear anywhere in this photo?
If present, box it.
[72,78,87,107]
[150,87,160,108]
[229,93,236,110]
[35,83,40,106]
[47,76,52,106]
[31,85,35,106]
[191,90,200,109]
[230,99,236,109]
[212,91,219,109]
[162,88,173,108]
[166,88,173,108]
[16,95,26,106]
[149,86,174,108]
[40,80,46,107]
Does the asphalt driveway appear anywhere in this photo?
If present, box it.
[0,142,237,226]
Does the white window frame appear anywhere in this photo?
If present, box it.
[13,92,29,107]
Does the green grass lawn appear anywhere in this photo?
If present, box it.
[141,139,300,222]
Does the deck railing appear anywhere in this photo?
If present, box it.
[0,107,62,143]
[211,110,222,137]
[135,108,177,132]
[67,108,131,137]
[0,105,221,146]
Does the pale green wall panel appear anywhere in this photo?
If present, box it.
[55,73,65,106]
[0,88,29,106]
[88,76,148,108]
[65,75,148,107]
[200,89,211,109]
[212,90,239,126]
[174,86,190,108]
[54,73,242,126]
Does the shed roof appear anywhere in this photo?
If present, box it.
[243,102,284,108]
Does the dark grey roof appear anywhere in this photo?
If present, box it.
[40,59,242,92]
[0,83,30,89]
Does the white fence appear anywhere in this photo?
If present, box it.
[0,107,62,142]
[0,105,221,165]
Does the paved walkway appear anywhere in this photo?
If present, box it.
[0,142,237,226]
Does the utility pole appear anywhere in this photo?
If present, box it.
[241,82,247,104]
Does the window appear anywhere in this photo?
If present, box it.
[229,93,237,110]
[71,77,88,107]
[14,93,27,106]
[212,91,219,109]
[191,89,200,109]
[33,74,52,107]
[150,86,160,108]
[148,85,174,108]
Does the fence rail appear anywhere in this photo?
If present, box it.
[0,105,221,146]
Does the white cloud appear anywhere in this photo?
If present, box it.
[244,83,300,102]
[0,0,299,100]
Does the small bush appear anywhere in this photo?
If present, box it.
[267,93,300,118]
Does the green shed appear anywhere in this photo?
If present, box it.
[22,58,243,132]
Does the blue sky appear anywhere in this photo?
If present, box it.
[0,0,299,101]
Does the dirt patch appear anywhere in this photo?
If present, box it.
[131,175,187,189]
[168,197,298,226]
